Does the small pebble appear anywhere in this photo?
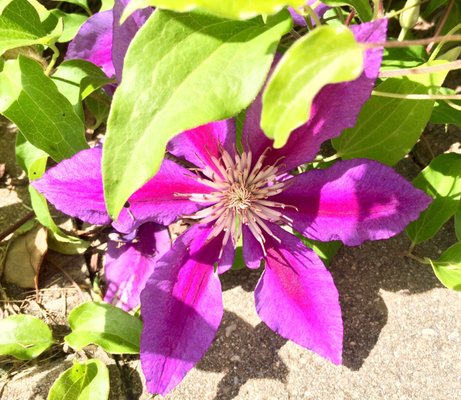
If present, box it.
[225,323,237,337]
[421,328,438,337]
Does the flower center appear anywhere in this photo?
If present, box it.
[181,147,295,255]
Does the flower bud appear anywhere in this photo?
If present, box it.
[399,0,421,30]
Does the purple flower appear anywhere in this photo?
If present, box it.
[33,18,431,396]
[66,0,152,81]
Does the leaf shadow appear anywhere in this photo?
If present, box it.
[196,310,288,400]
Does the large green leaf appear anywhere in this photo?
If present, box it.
[103,9,292,218]
[322,0,372,21]
[0,56,87,161]
[429,242,461,291]
[406,153,461,244]
[0,0,60,54]
[455,204,461,241]
[47,359,110,400]
[261,25,363,148]
[0,314,54,360]
[64,302,142,354]
[332,69,448,165]
[52,60,113,118]
[122,0,304,20]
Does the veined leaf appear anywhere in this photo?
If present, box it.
[47,359,110,400]
[429,241,461,291]
[261,24,363,148]
[103,9,292,218]
[0,56,87,161]
[64,302,142,354]
[0,314,54,360]
[122,0,304,21]
[406,153,461,244]
[0,0,61,54]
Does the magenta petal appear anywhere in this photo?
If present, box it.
[66,10,115,78]
[104,222,170,311]
[32,148,110,225]
[167,120,235,175]
[274,159,431,246]
[255,223,343,364]
[112,0,152,81]
[242,225,264,269]
[113,159,214,233]
[243,19,387,172]
[289,1,329,27]
[140,224,223,395]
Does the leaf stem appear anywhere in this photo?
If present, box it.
[426,0,455,53]
[364,34,461,50]
[404,251,431,265]
[372,91,461,101]
[45,44,60,76]
[379,60,461,78]
[0,211,35,242]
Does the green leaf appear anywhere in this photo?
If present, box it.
[455,204,461,241]
[261,25,363,148]
[52,0,91,15]
[103,9,292,218]
[429,242,461,291]
[65,302,142,354]
[431,88,461,128]
[0,56,88,161]
[47,359,110,400]
[332,68,448,165]
[298,236,341,265]
[85,93,110,129]
[52,60,113,118]
[0,314,54,360]
[51,10,88,43]
[381,45,427,70]
[122,0,304,21]
[15,133,89,254]
[322,0,372,21]
[0,0,61,54]
[406,153,461,244]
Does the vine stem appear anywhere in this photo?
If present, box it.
[363,34,461,50]
[404,251,431,265]
[45,44,60,76]
[0,211,35,242]
[379,60,461,78]
[372,91,461,101]
[427,0,455,53]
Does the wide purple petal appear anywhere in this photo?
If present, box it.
[32,148,110,225]
[112,0,152,81]
[66,10,115,78]
[255,223,343,364]
[167,120,236,175]
[104,222,170,311]
[243,19,387,172]
[113,159,214,233]
[242,225,264,269]
[140,224,223,395]
[274,159,431,246]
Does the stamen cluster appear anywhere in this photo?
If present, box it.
[184,148,294,254]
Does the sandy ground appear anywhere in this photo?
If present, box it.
[1,118,461,400]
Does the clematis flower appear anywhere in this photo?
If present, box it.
[66,0,152,81]
[33,18,431,396]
